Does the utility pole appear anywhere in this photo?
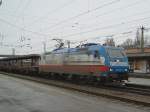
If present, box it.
[43,41,46,54]
[12,48,15,56]
[42,41,46,61]
[66,40,70,48]
[141,26,144,52]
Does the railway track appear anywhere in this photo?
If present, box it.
[101,83,150,96]
[124,84,150,96]
[1,72,150,107]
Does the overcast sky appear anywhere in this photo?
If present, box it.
[0,0,150,55]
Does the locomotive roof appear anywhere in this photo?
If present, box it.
[48,43,124,54]
[76,43,99,48]
[0,54,40,61]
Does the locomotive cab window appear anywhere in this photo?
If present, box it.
[94,50,100,58]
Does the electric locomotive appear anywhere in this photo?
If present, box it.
[39,43,129,82]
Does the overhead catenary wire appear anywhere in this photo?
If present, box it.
[1,17,148,42]
[1,12,150,40]
[23,29,135,54]
[20,0,32,36]
[13,0,22,15]
[59,16,150,38]
[47,10,150,35]
[96,0,145,18]
[0,17,49,37]
[19,18,148,48]
[27,0,75,26]
[0,0,150,54]
[2,0,146,38]
[19,0,31,16]
[40,0,121,31]
[26,25,140,50]
[15,25,150,54]
[14,0,31,25]
[39,0,147,33]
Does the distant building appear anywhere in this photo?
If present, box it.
[125,48,150,73]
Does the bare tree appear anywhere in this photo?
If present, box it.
[134,28,141,48]
[104,38,115,46]
[144,35,150,47]
[121,27,150,49]
[121,38,134,48]
[134,27,149,48]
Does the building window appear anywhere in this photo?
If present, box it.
[134,61,140,70]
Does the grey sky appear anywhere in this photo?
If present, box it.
[0,0,150,54]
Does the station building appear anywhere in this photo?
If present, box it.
[125,48,150,73]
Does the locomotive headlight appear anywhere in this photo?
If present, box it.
[116,60,120,62]
[125,69,128,71]
[110,68,113,71]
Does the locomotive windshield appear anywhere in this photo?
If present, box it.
[106,48,126,58]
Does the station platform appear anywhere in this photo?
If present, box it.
[128,77,150,86]
[0,73,149,112]
[129,73,150,79]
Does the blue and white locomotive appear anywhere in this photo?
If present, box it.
[39,43,129,82]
